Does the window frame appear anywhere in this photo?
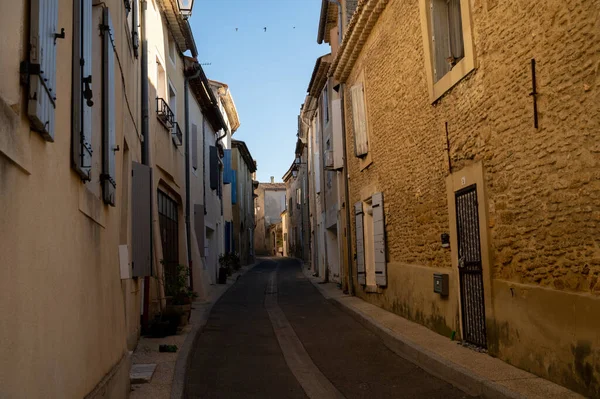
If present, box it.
[419,0,476,103]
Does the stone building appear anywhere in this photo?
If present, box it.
[231,139,257,265]
[282,142,310,262]
[319,0,600,396]
[254,179,286,256]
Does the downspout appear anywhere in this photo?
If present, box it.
[340,83,353,295]
[140,0,152,330]
[184,66,202,292]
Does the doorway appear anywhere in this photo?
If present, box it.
[158,190,179,296]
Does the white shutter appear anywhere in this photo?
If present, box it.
[102,8,116,206]
[28,0,58,141]
[72,0,93,180]
[372,192,387,286]
[431,0,451,82]
[332,99,343,170]
[350,84,368,157]
[355,202,366,285]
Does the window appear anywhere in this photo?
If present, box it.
[420,0,475,102]
[125,0,139,56]
[168,82,177,122]
[156,60,166,99]
[296,188,302,208]
[354,192,387,288]
[350,83,368,157]
[322,83,329,125]
[168,35,176,65]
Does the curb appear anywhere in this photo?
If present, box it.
[170,260,260,399]
[302,267,579,399]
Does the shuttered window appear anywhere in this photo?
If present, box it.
[355,202,366,285]
[223,149,232,184]
[72,0,94,180]
[209,145,218,190]
[102,8,116,206]
[332,99,343,170]
[132,0,139,57]
[132,162,152,277]
[231,171,237,204]
[431,0,464,82]
[192,123,198,170]
[350,84,368,157]
[27,0,58,141]
[372,192,387,286]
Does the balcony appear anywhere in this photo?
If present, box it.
[156,97,174,128]
[171,122,183,146]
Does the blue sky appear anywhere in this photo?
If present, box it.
[189,0,326,183]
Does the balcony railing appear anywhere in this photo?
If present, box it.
[171,122,183,146]
[156,97,174,128]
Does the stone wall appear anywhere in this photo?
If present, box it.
[341,0,600,395]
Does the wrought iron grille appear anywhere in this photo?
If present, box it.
[172,122,183,146]
[455,184,487,348]
[156,97,174,128]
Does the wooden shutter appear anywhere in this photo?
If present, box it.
[223,149,232,184]
[448,0,464,60]
[431,0,451,82]
[332,99,343,170]
[209,145,218,190]
[372,192,387,286]
[191,123,198,170]
[132,162,152,277]
[72,0,93,180]
[102,9,116,206]
[194,204,205,257]
[231,171,237,204]
[28,0,58,141]
[355,202,366,285]
[350,84,368,157]
[132,0,139,57]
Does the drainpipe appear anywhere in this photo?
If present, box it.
[140,0,152,331]
[184,66,202,292]
[339,83,353,296]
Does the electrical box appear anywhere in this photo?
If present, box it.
[434,273,449,296]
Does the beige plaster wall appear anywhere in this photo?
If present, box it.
[0,0,142,397]
[341,0,600,395]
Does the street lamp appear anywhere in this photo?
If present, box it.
[177,0,194,19]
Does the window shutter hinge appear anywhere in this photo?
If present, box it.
[53,28,65,45]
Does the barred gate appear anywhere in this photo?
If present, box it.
[455,185,487,348]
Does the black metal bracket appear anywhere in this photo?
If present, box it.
[529,59,538,129]
[54,28,65,44]
[19,61,40,86]
[83,75,94,107]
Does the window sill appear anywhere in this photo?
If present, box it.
[359,152,373,171]
[430,56,476,103]
[79,184,106,227]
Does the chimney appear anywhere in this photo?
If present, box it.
[270,176,274,184]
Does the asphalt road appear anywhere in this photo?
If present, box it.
[185,257,473,399]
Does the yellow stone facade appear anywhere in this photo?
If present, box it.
[337,0,600,395]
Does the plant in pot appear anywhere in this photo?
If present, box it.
[218,253,232,284]
[163,262,197,329]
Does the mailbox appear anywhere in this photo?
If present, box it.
[434,273,449,296]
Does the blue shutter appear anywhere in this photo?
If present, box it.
[209,146,218,190]
[231,171,237,204]
[27,0,58,141]
[223,149,232,184]
[102,8,116,206]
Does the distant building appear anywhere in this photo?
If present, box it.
[254,178,286,256]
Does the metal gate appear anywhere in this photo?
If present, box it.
[455,185,487,348]
[158,190,179,296]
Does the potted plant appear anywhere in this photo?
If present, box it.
[163,262,197,328]
[218,253,232,284]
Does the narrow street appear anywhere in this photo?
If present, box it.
[185,258,473,399]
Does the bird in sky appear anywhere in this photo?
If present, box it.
[235,28,238,31]
[264,27,267,32]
